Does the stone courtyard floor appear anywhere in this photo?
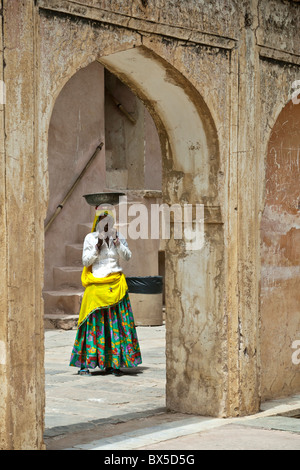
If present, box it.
[44,325,300,450]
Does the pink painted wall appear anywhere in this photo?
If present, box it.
[260,99,300,399]
[44,62,106,289]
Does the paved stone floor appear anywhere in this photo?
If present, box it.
[44,325,300,450]
[44,325,166,434]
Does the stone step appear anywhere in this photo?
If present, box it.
[66,243,83,266]
[43,289,83,316]
[53,266,83,289]
[44,314,79,330]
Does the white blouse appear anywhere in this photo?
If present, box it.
[82,231,131,279]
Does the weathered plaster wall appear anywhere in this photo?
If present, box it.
[44,0,241,38]
[257,0,300,55]
[0,0,8,451]
[259,46,300,401]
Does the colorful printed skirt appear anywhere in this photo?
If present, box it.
[69,292,142,370]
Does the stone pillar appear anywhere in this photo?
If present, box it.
[226,0,261,416]
[165,218,226,417]
[0,0,45,450]
[165,1,262,418]
[0,0,8,451]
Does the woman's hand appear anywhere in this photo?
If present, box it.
[114,236,120,247]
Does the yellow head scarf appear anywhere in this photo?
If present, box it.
[92,208,115,232]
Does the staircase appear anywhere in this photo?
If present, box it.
[43,222,92,330]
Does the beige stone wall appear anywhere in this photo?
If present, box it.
[0,0,299,450]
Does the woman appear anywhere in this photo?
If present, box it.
[69,209,142,376]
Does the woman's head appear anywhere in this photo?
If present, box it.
[95,210,115,237]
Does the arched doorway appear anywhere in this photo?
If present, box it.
[44,45,223,418]
[260,98,300,400]
[44,59,166,429]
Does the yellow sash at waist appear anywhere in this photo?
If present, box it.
[78,267,128,327]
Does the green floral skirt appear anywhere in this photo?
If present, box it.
[69,292,142,370]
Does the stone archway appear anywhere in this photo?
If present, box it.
[260,98,300,400]
[45,45,223,417]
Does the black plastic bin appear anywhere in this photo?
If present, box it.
[126,276,163,295]
[126,276,164,326]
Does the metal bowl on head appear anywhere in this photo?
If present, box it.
[83,192,125,207]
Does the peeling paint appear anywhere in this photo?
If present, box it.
[0,341,6,366]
